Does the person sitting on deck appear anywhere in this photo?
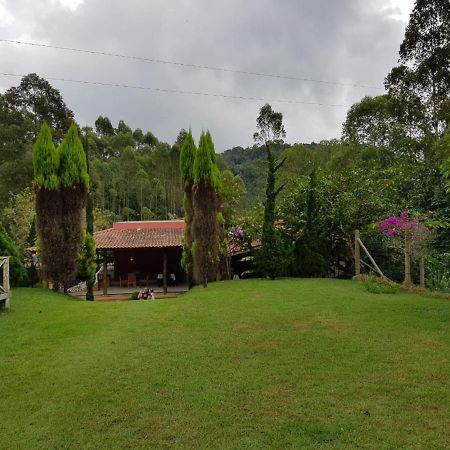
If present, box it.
[139,287,150,300]
[150,289,155,300]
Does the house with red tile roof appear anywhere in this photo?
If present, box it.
[94,220,185,294]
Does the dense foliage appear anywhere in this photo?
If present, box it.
[1,0,449,290]
[253,104,290,279]
[58,124,89,291]
[191,132,221,287]
[180,130,197,285]
[0,223,28,286]
[33,123,89,291]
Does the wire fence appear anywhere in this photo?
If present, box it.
[358,230,450,293]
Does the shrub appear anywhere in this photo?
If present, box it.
[0,222,28,287]
[131,291,139,300]
[427,253,450,293]
[361,276,399,295]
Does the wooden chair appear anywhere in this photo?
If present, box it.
[127,273,137,288]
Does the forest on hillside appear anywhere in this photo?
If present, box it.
[1,0,449,287]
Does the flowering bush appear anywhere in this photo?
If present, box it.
[378,210,430,251]
[227,225,252,252]
[378,210,430,285]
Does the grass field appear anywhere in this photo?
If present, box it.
[1,279,449,449]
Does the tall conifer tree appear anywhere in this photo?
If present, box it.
[33,123,89,292]
[81,132,96,300]
[58,124,89,291]
[192,131,221,287]
[33,123,65,289]
[180,130,197,286]
[253,104,290,279]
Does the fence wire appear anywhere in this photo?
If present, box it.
[358,230,450,292]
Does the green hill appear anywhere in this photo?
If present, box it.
[1,279,449,449]
[218,143,317,205]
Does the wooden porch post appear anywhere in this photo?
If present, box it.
[102,249,108,296]
[163,250,167,295]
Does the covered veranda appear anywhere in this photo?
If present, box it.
[94,220,187,297]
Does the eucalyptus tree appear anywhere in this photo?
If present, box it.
[385,0,450,135]
[1,73,74,207]
[4,73,74,141]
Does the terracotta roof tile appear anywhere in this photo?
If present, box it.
[94,227,184,250]
[113,220,185,230]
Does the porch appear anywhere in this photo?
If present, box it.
[94,220,186,296]
[69,283,188,300]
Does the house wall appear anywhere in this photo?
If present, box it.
[113,247,184,282]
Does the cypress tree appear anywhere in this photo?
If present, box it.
[58,124,89,292]
[32,122,60,190]
[33,123,65,289]
[205,131,228,278]
[292,171,325,276]
[255,147,291,279]
[253,104,289,279]
[180,130,197,286]
[33,123,90,293]
[81,132,96,300]
[59,123,89,188]
[192,131,221,287]
[205,131,217,164]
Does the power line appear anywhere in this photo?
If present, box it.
[0,72,350,107]
[0,38,382,90]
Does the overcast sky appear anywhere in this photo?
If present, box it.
[0,0,414,151]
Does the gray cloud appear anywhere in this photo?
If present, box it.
[0,0,410,151]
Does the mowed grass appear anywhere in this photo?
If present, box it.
[1,279,450,449]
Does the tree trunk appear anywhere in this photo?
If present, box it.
[404,238,412,285]
[86,281,94,301]
[419,257,425,288]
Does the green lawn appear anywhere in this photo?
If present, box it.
[1,279,449,449]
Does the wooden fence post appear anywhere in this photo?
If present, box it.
[356,234,388,281]
[404,238,412,285]
[355,230,361,277]
[4,257,10,292]
[0,257,11,311]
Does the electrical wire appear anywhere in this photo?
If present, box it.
[0,72,350,107]
[0,38,382,90]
